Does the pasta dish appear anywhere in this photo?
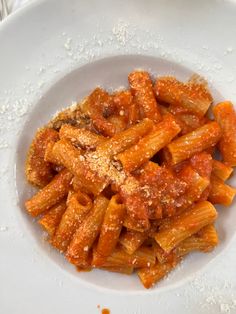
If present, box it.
[24,71,236,288]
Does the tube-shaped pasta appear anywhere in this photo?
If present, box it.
[102,246,156,268]
[208,175,236,206]
[116,114,181,172]
[44,141,64,165]
[128,71,161,122]
[71,175,83,192]
[96,118,154,157]
[138,259,179,289]
[128,102,140,125]
[94,195,126,265]
[166,121,221,165]
[155,225,218,262]
[66,195,109,267]
[113,90,133,122]
[189,152,213,201]
[197,224,219,252]
[99,266,134,275]
[175,237,208,257]
[108,115,127,134]
[123,213,150,232]
[51,190,92,252]
[212,160,233,181]
[38,200,67,236]
[153,242,176,264]
[174,165,209,212]
[171,110,208,135]
[213,101,236,166]
[119,230,148,255]
[25,169,73,217]
[154,201,218,253]
[59,124,106,149]
[26,128,59,187]
[154,76,213,116]
[44,139,108,195]
[174,226,218,257]
[82,88,115,137]
[158,166,210,231]
[190,152,213,179]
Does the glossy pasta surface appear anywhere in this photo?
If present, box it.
[24,71,236,288]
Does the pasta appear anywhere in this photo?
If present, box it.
[129,71,161,122]
[45,139,108,195]
[176,165,210,211]
[66,195,109,267]
[94,195,126,266]
[166,121,221,165]
[99,246,156,268]
[24,71,236,289]
[213,101,236,166]
[82,88,115,137]
[154,201,217,253]
[154,76,213,116]
[116,114,181,172]
[38,200,67,236]
[96,118,154,157]
[51,190,93,252]
[25,169,73,217]
[212,160,233,181]
[138,259,180,289]
[208,175,236,206]
[119,229,148,254]
[25,127,59,187]
[59,123,106,149]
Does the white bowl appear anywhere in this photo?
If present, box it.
[15,54,236,293]
[1,0,236,312]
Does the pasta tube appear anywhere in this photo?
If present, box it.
[51,190,92,252]
[66,195,109,267]
[129,71,161,122]
[154,201,217,253]
[25,169,73,217]
[166,121,221,165]
[213,101,236,166]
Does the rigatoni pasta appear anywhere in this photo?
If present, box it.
[45,139,108,195]
[59,123,106,149]
[51,190,92,252]
[212,160,233,181]
[166,121,221,165]
[138,258,180,289]
[94,195,126,266]
[154,76,213,116]
[213,101,236,166]
[208,175,236,206]
[25,169,73,217]
[100,246,156,269]
[25,127,59,187]
[116,114,181,172]
[119,229,148,255]
[154,201,217,253]
[38,200,67,236]
[24,71,236,289]
[66,195,109,267]
[129,71,161,122]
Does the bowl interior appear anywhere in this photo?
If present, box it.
[15,54,236,292]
